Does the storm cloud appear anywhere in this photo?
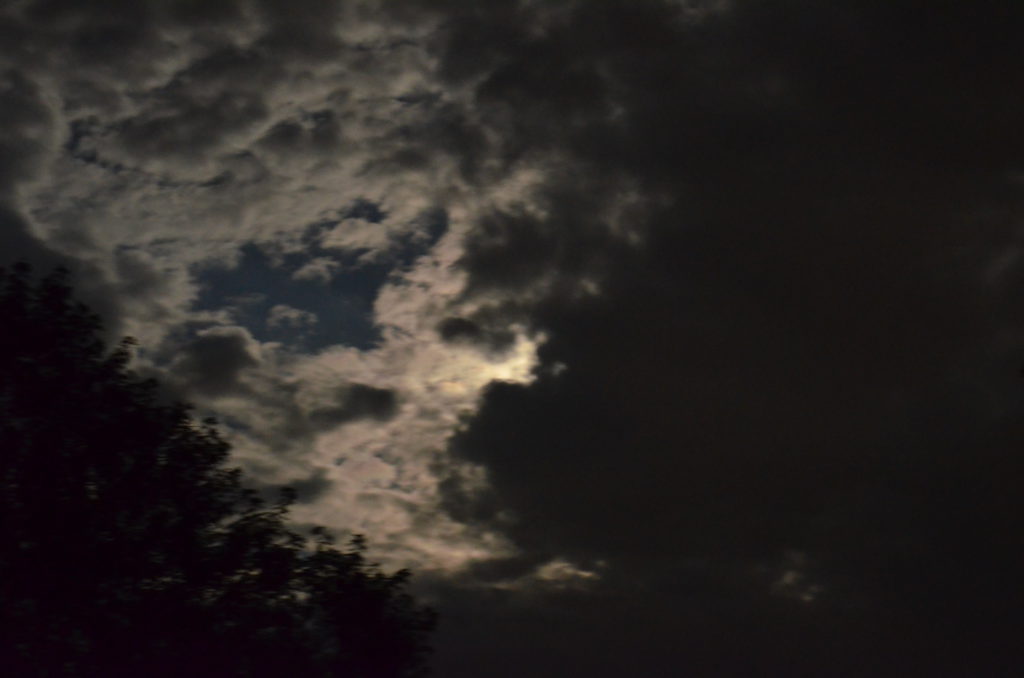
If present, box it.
[429,1,1024,674]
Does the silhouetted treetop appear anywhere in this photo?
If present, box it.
[0,264,434,677]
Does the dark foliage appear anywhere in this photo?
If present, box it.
[0,264,434,677]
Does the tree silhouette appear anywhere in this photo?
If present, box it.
[0,264,435,677]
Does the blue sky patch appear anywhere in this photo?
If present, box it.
[193,243,387,351]
[191,206,447,352]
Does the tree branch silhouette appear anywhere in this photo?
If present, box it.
[0,264,434,677]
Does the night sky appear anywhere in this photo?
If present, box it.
[3,1,1024,675]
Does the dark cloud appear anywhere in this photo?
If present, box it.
[0,67,127,339]
[286,467,333,504]
[20,0,160,72]
[64,41,274,170]
[113,89,268,164]
[367,99,491,181]
[427,574,870,678]
[436,0,1024,674]
[436,316,515,354]
[113,248,177,314]
[170,327,260,397]
[166,0,247,26]
[308,383,398,429]
[0,69,54,197]
[256,110,343,159]
[252,0,345,61]
[341,383,398,420]
[437,317,481,342]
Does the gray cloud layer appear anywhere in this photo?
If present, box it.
[428,1,1024,675]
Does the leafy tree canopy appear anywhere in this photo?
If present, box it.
[0,264,435,677]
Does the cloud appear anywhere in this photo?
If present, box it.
[0,69,55,198]
[266,303,318,330]
[256,110,343,160]
[422,0,1024,673]
[436,316,515,354]
[169,326,261,397]
[308,382,398,428]
[271,467,334,505]
[6,0,1024,674]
